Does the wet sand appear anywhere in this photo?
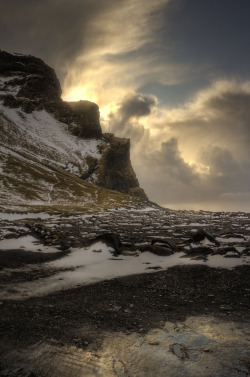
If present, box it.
[0,264,249,376]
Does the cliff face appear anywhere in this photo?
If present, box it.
[0,50,102,139]
[96,134,146,198]
[0,51,147,200]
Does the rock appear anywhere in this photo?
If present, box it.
[0,50,147,198]
[151,238,176,251]
[186,246,213,255]
[93,233,123,255]
[149,341,160,345]
[81,155,98,180]
[170,343,189,360]
[4,233,19,239]
[95,134,147,199]
[191,255,208,261]
[191,229,219,246]
[224,253,240,258]
[213,247,239,255]
[220,305,232,311]
[242,247,250,255]
[0,51,101,138]
[0,370,10,376]
[142,244,173,256]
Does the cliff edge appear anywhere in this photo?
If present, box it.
[0,50,147,200]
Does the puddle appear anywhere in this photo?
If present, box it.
[1,316,248,377]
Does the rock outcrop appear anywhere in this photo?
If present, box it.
[0,50,102,138]
[96,134,146,197]
[0,50,147,200]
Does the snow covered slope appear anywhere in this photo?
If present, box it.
[0,104,106,178]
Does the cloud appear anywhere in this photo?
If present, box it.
[118,93,157,122]
[199,145,250,195]
[118,80,250,211]
[1,1,131,59]
[132,137,205,206]
[0,0,173,80]
[106,92,156,143]
[0,0,190,111]
[1,1,250,211]
[148,80,250,162]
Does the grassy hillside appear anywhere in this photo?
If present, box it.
[0,146,146,213]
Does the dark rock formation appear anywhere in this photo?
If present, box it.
[96,133,147,198]
[67,101,101,138]
[191,229,219,246]
[0,50,102,138]
[92,233,123,256]
[0,50,147,199]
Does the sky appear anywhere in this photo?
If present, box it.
[1,0,250,212]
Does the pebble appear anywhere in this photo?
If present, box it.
[149,341,160,346]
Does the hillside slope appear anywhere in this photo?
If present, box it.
[0,51,147,211]
[0,143,146,212]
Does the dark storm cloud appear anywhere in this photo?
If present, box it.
[150,80,250,162]
[119,94,157,122]
[199,145,250,193]
[155,138,198,184]
[129,80,250,210]
[0,0,125,76]
[131,137,201,204]
[108,93,156,142]
[134,140,250,209]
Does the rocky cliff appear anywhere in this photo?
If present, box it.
[0,50,147,204]
[97,134,145,197]
[0,50,102,138]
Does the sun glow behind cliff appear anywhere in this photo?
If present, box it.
[61,82,250,212]
[63,87,97,104]
[63,87,120,128]
[61,78,250,212]
[1,0,250,211]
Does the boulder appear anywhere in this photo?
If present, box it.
[191,229,219,246]
[92,233,123,255]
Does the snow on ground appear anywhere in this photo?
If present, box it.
[1,207,249,300]
[0,76,22,96]
[0,104,106,176]
[0,212,59,221]
[0,241,249,300]
[216,236,246,243]
[0,144,54,174]
[0,235,60,253]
